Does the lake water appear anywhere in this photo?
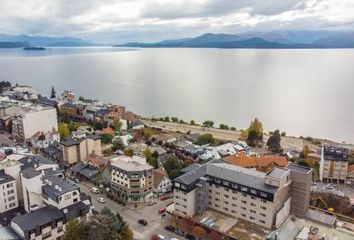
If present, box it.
[0,47,353,143]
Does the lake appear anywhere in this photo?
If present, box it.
[0,47,353,143]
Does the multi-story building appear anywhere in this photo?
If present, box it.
[110,159,154,203]
[60,135,102,165]
[285,163,312,217]
[12,107,58,141]
[153,168,172,195]
[320,145,349,183]
[173,162,292,229]
[0,170,18,213]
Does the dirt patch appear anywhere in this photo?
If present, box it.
[226,218,269,240]
[311,192,354,217]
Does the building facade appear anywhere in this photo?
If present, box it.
[12,107,58,141]
[320,145,349,183]
[0,170,18,213]
[110,159,154,203]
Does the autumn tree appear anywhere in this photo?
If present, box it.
[210,231,223,240]
[192,226,206,240]
[58,122,70,139]
[150,235,160,240]
[124,148,134,157]
[112,119,123,131]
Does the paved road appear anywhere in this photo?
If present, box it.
[79,182,179,240]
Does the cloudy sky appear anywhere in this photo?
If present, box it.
[0,0,354,44]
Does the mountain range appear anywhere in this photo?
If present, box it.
[117,31,354,49]
[0,34,95,48]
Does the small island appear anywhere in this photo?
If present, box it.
[23,46,46,50]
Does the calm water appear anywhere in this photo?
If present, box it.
[0,47,353,143]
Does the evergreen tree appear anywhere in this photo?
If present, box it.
[50,86,56,99]
[63,219,85,240]
[266,129,282,152]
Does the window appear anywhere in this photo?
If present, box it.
[64,194,71,200]
[261,199,267,203]
[241,200,247,204]
[232,197,237,200]
[260,213,266,217]
[241,213,246,217]
[259,220,265,224]
[250,203,256,207]
[241,207,246,211]
[224,194,229,198]
[223,207,228,211]
[250,210,256,214]
[251,196,256,200]
[8,196,15,201]
[223,201,228,205]
[241,186,247,192]
[7,190,14,195]
[250,216,255,220]
[57,226,63,232]
[9,203,16,208]
[232,204,236,207]
[6,183,13,188]
[261,206,267,210]
[260,192,267,197]
[241,193,247,197]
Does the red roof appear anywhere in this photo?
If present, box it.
[87,153,106,167]
[224,152,288,169]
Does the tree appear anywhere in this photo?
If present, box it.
[141,128,153,139]
[298,159,310,167]
[78,96,85,101]
[101,134,113,144]
[0,81,11,93]
[246,130,259,147]
[281,132,286,137]
[112,119,123,131]
[219,124,229,130]
[203,120,214,128]
[300,145,310,158]
[50,86,56,99]
[195,133,215,145]
[248,118,263,136]
[210,231,223,240]
[143,147,152,158]
[192,226,206,239]
[163,116,170,122]
[124,148,134,157]
[230,127,236,131]
[58,122,70,139]
[94,121,103,130]
[171,117,178,122]
[266,129,282,152]
[190,120,195,125]
[112,140,124,152]
[63,219,85,240]
[163,155,183,179]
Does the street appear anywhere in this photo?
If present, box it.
[79,181,180,240]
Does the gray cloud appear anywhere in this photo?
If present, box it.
[0,0,353,44]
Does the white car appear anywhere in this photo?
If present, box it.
[91,187,99,193]
[97,197,105,203]
[170,238,180,240]
[157,234,165,240]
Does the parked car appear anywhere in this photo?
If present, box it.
[148,200,157,206]
[138,219,148,226]
[164,225,175,232]
[185,235,195,240]
[157,235,166,240]
[97,197,105,203]
[160,195,171,201]
[91,187,99,193]
[158,208,166,214]
[160,213,167,219]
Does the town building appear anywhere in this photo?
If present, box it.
[223,152,288,173]
[285,163,313,217]
[319,145,349,183]
[30,131,60,149]
[173,161,312,230]
[110,159,154,203]
[60,90,75,102]
[60,135,102,165]
[12,107,58,141]
[0,170,18,213]
[0,102,22,131]
[153,168,172,195]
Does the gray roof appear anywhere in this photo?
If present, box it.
[87,134,101,140]
[174,164,207,185]
[0,170,14,184]
[60,136,85,147]
[110,159,153,172]
[286,163,312,174]
[266,168,289,179]
[11,207,63,232]
[206,163,278,194]
[21,167,41,179]
[305,209,336,226]
[323,145,349,161]
[19,155,56,170]
[180,163,202,174]
[42,176,79,202]
[175,161,279,193]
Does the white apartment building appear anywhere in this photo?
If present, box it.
[110,159,154,203]
[173,161,311,230]
[12,107,58,141]
[320,145,349,183]
[0,170,18,213]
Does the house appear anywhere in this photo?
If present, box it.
[153,168,172,194]
[223,152,288,173]
[131,119,145,130]
[0,102,22,130]
[60,90,75,102]
[150,145,167,156]
[319,145,349,183]
[30,131,60,149]
[42,141,63,163]
[113,134,133,147]
[60,135,102,165]
[59,102,84,117]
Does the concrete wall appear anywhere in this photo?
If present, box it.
[22,108,58,140]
